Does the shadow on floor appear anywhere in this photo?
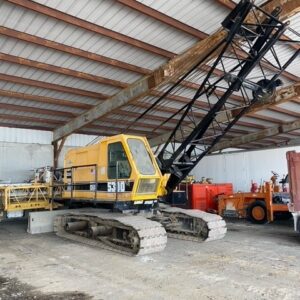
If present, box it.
[0,276,92,300]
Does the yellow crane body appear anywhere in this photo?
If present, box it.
[58,134,166,206]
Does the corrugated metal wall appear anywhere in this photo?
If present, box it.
[1,127,300,188]
[0,127,98,146]
[192,146,300,192]
[0,127,99,183]
[0,141,75,183]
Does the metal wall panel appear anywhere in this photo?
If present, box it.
[0,127,98,146]
[192,145,300,192]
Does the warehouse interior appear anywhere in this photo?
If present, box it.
[0,0,300,299]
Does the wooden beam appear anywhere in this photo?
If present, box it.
[211,119,300,151]
[52,28,229,141]
[7,0,174,58]
[214,0,235,10]
[0,113,62,125]
[0,26,150,75]
[53,136,66,169]
[0,73,108,99]
[262,0,300,20]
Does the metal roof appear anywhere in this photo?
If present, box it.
[0,0,299,150]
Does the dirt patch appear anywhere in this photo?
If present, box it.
[0,276,92,300]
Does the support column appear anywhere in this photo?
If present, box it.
[53,137,66,169]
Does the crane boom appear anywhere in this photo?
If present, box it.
[150,0,300,193]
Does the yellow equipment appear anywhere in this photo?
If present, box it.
[56,135,165,207]
[0,183,53,220]
[53,135,226,255]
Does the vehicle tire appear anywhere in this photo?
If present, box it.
[247,200,268,224]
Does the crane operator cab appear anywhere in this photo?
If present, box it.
[54,135,167,211]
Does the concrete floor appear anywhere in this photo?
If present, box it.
[0,218,300,300]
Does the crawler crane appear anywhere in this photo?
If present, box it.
[52,0,299,255]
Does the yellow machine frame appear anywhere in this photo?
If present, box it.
[55,134,166,205]
[0,183,52,218]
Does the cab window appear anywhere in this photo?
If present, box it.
[108,142,131,179]
[127,139,156,175]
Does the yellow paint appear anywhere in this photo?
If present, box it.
[0,184,53,213]
[61,134,165,204]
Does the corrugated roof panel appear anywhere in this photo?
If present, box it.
[0,127,53,144]
[0,36,143,84]
[276,102,300,112]
[0,109,70,122]
[138,0,228,35]
[36,0,198,55]
[254,109,297,122]
[0,1,167,70]
[285,14,300,41]
[231,124,259,132]
[0,61,120,95]
[0,118,55,128]
[0,81,99,106]
[0,96,84,114]
[0,0,298,149]
[262,43,300,78]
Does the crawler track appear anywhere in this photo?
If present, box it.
[54,210,167,256]
[157,207,227,242]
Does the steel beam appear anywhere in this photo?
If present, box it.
[7,0,174,58]
[52,28,230,141]
[0,73,107,99]
[0,89,91,109]
[0,26,150,75]
[117,0,208,40]
[0,53,127,89]
[119,0,299,81]
[0,113,156,137]
[48,0,300,141]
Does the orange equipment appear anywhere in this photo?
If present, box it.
[167,183,233,215]
[218,182,290,224]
